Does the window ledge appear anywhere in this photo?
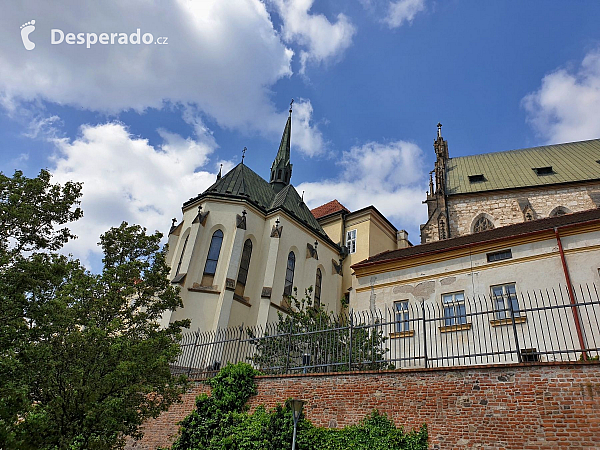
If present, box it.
[490,316,527,327]
[390,330,415,339]
[270,301,291,314]
[233,294,251,308]
[188,285,220,294]
[171,273,187,284]
[439,323,472,333]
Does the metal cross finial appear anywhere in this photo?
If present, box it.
[275,218,280,227]
[198,204,202,212]
[314,240,318,248]
[289,98,294,115]
[242,209,247,217]
[437,122,442,138]
[171,218,177,227]
[242,147,247,163]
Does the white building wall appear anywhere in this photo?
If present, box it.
[353,229,600,367]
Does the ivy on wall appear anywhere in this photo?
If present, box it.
[165,363,428,450]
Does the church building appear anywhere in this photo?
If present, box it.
[420,124,600,243]
[161,105,345,333]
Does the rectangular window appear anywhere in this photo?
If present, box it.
[487,249,512,262]
[491,283,520,320]
[468,174,485,183]
[346,229,357,254]
[442,292,466,326]
[533,166,554,176]
[394,301,410,332]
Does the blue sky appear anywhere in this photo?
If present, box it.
[1,0,599,268]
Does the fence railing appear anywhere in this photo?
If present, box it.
[170,284,600,378]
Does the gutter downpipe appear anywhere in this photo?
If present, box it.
[554,227,587,361]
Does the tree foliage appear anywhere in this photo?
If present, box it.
[248,288,389,374]
[0,169,189,449]
[168,362,428,450]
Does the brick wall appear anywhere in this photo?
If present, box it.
[446,183,599,238]
[127,362,600,450]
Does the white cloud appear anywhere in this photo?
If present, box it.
[50,122,225,266]
[270,0,356,74]
[0,0,325,156]
[297,140,427,237]
[522,48,600,143]
[385,0,426,28]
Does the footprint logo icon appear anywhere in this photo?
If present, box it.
[20,20,36,50]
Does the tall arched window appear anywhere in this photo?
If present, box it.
[284,251,295,296]
[314,268,322,307]
[201,229,223,286]
[235,239,253,298]
[175,235,189,276]
[473,216,494,233]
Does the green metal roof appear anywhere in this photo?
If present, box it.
[183,163,334,246]
[446,139,600,195]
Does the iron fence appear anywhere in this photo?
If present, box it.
[171,284,600,378]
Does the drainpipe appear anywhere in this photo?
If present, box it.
[554,227,587,361]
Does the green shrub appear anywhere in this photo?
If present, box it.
[168,362,427,450]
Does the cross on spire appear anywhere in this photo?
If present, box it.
[289,98,294,115]
[437,122,442,139]
[242,147,246,163]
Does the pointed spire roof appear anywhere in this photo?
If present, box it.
[270,101,294,191]
[273,113,291,169]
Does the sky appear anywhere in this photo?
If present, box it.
[1,0,599,269]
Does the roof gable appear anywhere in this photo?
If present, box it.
[311,199,350,219]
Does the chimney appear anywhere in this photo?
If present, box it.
[396,230,410,249]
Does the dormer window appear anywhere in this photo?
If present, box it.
[468,174,485,183]
[533,166,553,176]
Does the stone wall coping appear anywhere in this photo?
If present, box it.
[190,360,599,381]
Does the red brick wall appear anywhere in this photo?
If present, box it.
[126,362,600,450]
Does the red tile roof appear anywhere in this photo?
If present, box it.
[311,199,350,219]
[352,207,600,269]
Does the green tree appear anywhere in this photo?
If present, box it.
[248,288,389,374]
[0,170,189,449]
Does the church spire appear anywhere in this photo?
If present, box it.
[270,99,294,192]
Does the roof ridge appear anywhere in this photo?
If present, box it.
[451,138,600,161]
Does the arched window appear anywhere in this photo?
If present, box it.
[235,239,253,298]
[278,169,282,180]
[175,235,189,276]
[550,206,568,217]
[473,216,494,233]
[202,229,223,286]
[283,251,295,296]
[314,268,322,307]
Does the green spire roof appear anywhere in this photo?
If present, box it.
[183,162,334,247]
[272,114,291,170]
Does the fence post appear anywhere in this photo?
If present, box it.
[234,325,244,363]
[422,301,428,369]
[284,320,294,374]
[508,296,522,363]
[348,312,353,371]
[187,330,201,377]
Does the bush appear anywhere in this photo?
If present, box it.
[168,362,427,450]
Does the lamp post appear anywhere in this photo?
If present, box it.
[289,398,305,450]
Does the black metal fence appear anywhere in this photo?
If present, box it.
[171,284,600,378]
